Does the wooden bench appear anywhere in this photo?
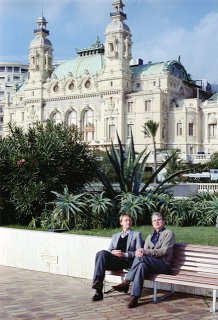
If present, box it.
[105,243,218,312]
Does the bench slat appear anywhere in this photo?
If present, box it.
[174,252,218,260]
[172,265,218,274]
[173,255,218,265]
[171,263,218,272]
[150,277,218,290]
[150,273,218,284]
[174,244,218,253]
[175,270,218,278]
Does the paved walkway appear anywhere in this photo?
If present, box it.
[0,265,217,320]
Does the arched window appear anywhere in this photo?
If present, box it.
[85,80,91,89]
[52,111,62,124]
[68,81,75,91]
[53,84,59,93]
[83,108,94,141]
[67,110,77,127]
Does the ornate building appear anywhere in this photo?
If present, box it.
[3,0,214,158]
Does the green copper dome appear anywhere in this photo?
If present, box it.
[52,38,105,80]
[209,93,218,102]
[52,54,104,80]
[132,60,190,81]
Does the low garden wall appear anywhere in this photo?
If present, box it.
[0,227,215,298]
[0,227,109,279]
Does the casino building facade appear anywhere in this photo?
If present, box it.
[4,0,217,159]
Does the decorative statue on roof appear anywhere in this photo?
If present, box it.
[124,35,131,59]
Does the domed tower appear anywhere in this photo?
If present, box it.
[28,16,53,83]
[100,0,133,92]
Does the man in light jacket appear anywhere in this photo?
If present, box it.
[112,212,175,308]
[92,213,143,302]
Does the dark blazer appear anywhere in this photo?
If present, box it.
[108,230,143,259]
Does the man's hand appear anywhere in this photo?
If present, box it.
[135,248,145,257]
[111,250,125,257]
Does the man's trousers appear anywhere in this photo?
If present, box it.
[126,256,170,297]
[93,250,133,282]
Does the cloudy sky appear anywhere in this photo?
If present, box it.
[1,0,218,84]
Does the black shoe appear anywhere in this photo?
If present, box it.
[92,279,103,291]
[128,296,139,308]
[92,290,103,301]
[112,279,130,293]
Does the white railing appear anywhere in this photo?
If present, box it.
[146,153,211,165]
[180,154,211,163]
[198,183,218,193]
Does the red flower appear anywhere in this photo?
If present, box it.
[17,159,26,166]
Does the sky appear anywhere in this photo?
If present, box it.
[1,0,218,84]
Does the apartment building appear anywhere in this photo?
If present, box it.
[0,62,28,135]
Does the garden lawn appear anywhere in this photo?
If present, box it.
[69,225,218,247]
[3,225,218,246]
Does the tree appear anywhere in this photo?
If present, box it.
[0,120,97,225]
[142,120,159,183]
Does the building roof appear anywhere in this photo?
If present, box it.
[0,62,28,67]
[131,60,190,81]
[105,20,130,33]
[52,54,104,80]
[209,93,218,102]
[30,36,52,48]
[53,55,190,82]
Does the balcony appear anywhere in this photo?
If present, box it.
[180,153,211,164]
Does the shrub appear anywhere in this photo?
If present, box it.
[0,121,97,225]
[166,193,217,226]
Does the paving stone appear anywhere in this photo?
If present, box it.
[0,265,217,320]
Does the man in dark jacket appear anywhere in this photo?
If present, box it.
[92,213,143,302]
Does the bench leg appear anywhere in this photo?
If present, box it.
[103,279,106,293]
[171,284,174,294]
[212,289,217,312]
[121,274,125,282]
[153,282,157,304]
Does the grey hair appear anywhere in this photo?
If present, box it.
[151,212,165,220]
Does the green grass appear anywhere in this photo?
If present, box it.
[1,225,47,231]
[2,225,218,246]
[68,225,218,247]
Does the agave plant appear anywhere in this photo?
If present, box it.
[88,192,113,215]
[118,192,144,225]
[206,194,218,227]
[97,131,187,200]
[87,192,114,229]
[97,131,150,199]
[142,120,159,182]
[50,185,86,230]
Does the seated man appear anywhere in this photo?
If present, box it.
[92,213,143,302]
[113,212,175,308]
